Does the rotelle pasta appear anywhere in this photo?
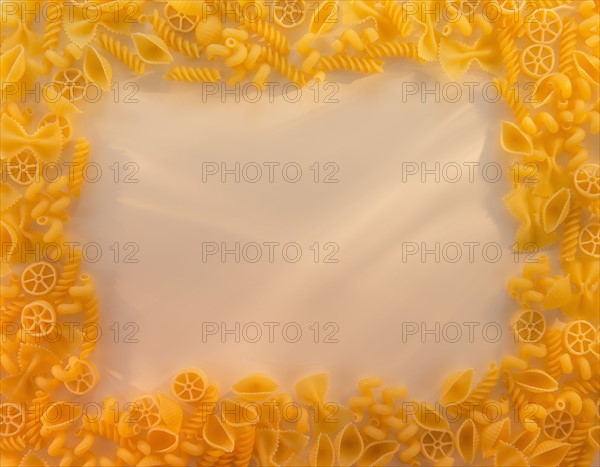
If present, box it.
[0,0,599,466]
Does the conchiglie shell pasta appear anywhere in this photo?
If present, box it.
[232,374,279,400]
[309,0,338,36]
[542,275,572,309]
[494,441,529,467]
[573,51,600,86]
[511,427,540,455]
[512,370,558,393]
[131,33,173,64]
[274,430,309,465]
[295,373,329,405]
[528,440,570,467]
[542,188,571,233]
[357,441,400,467]
[0,45,26,87]
[309,433,335,467]
[334,422,364,467]
[195,15,222,46]
[202,414,235,452]
[439,369,474,406]
[455,419,479,464]
[481,418,510,458]
[83,47,112,91]
[157,392,183,432]
[500,121,534,156]
[411,402,450,431]
[146,425,179,453]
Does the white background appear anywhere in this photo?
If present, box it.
[69,61,524,402]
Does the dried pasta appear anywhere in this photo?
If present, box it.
[1,2,599,466]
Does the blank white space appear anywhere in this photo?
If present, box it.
[70,62,521,401]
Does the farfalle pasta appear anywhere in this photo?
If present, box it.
[1,0,599,466]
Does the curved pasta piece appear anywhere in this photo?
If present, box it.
[455,419,479,465]
[309,432,334,467]
[0,44,26,87]
[309,0,338,36]
[439,369,474,406]
[528,440,570,466]
[411,402,450,431]
[532,73,572,108]
[195,14,222,46]
[202,414,234,452]
[147,425,179,453]
[83,47,112,91]
[157,392,183,432]
[334,422,364,467]
[481,418,510,458]
[493,441,528,467]
[131,33,173,64]
[573,51,600,86]
[357,441,400,467]
[501,121,534,156]
[542,188,571,233]
[512,369,558,393]
[232,374,279,400]
[295,373,328,405]
[274,430,309,465]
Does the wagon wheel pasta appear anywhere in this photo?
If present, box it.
[1,1,599,466]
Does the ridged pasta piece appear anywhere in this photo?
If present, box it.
[260,47,307,86]
[364,41,420,60]
[558,18,577,76]
[497,19,521,85]
[97,32,145,75]
[381,0,413,37]
[317,55,383,74]
[67,137,90,198]
[165,66,221,82]
[481,418,511,458]
[233,424,255,467]
[496,79,538,136]
[42,2,63,50]
[561,197,582,264]
[143,10,202,58]
[530,440,572,466]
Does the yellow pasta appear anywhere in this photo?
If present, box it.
[2,3,599,466]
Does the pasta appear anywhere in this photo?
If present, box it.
[141,10,202,58]
[97,33,146,75]
[165,66,221,82]
[2,2,599,466]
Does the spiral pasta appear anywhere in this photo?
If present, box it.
[165,66,221,82]
[317,55,384,74]
[97,32,145,75]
